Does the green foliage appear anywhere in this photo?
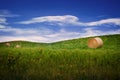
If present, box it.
[0,35,120,80]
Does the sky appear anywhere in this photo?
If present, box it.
[0,0,120,43]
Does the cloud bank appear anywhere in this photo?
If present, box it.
[0,14,120,43]
[0,27,120,43]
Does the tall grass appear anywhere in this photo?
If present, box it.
[0,35,120,80]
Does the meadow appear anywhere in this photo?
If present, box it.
[0,35,120,80]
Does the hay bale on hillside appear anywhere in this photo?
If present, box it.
[87,37,103,48]
[5,43,10,47]
[16,45,21,48]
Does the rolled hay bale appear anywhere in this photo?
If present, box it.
[87,37,103,48]
[5,43,10,47]
[16,45,21,48]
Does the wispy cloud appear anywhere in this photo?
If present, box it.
[84,18,120,26]
[0,25,6,28]
[0,10,19,28]
[0,17,7,24]
[0,17,7,28]
[0,27,48,42]
[43,28,120,42]
[0,27,53,42]
[0,10,19,17]
[83,28,120,37]
[17,15,120,26]
[0,28,39,35]
[0,26,57,37]
[17,15,78,25]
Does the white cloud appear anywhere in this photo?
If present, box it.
[0,27,49,42]
[82,27,120,37]
[17,15,120,26]
[0,28,81,43]
[0,25,6,28]
[17,15,79,25]
[84,18,120,26]
[44,28,120,43]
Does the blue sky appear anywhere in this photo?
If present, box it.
[0,0,120,43]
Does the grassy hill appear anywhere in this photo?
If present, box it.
[0,34,120,49]
[0,34,120,80]
[50,34,120,49]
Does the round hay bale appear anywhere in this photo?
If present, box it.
[16,45,21,48]
[5,43,10,47]
[87,37,103,48]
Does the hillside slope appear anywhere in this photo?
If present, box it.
[50,34,120,49]
[1,34,119,49]
[0,34,120,80]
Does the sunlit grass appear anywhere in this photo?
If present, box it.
[0,35,120,80]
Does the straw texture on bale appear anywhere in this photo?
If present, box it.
[87,37,103,48]
[5,43,10,47]
[16,45,21,48]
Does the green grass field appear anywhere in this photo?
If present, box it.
[0,34,120,80]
